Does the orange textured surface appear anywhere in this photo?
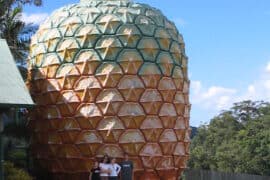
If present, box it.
[27,0,190,179]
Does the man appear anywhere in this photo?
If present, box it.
[120,154,133,180]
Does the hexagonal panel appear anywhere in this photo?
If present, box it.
[119,130,145,155]
[140,116,163,142]
[159,129,177,155]
[56,38,80,63]
[95,36,122,61]
[31,43,47,67]
[43,29,62,52]
[138,38,159,62]
[57,145,81,158]
[56,90,81,117]
[156,156,174,170]
[118,75,145,101]
[117,24,141,48]
[140,143,162,168]
[76,131,102,157]
[74,50,101,75]
[158,77,176,102]
[140,89,162,115]
[155,28,171,51]
[173,142,186,156]
[159,103,177,128]
[75,103,102,129]
[170,42,182,65]
[115,7,140,23]
[96,89,124,115]
[56,64,80,90]
[96,144,124,158]
[96,62,123,88]
[41,53,61,78]
[117,49,143,74]
[59,16,82,37]
[96,14,122,34]
[97,117,125,142]
[76,7,101,24]
[157,52,174,77]
[172,66,184,90]
[135,15,156,36]
[118,102,145,128]
[174,92,185,115]
[146,9,164,26]
[75,24,100,48]
[74,76,101,102]
[139,63,161,88]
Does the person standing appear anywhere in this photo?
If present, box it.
[108,157,121,180]
[90,160,101,180]
[99,155,111,180]
[120,154,133,180]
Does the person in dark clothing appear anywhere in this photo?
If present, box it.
[90,161,101,180]
[120,154,133,180]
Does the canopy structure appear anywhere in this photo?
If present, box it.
[0,39,34,108]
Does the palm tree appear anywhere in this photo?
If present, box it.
[0,0,42,64]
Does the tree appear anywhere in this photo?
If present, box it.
[188,100,270,176]
[0,0,42,64]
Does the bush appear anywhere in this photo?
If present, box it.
[4,161,32,180]
[7,149,27,168]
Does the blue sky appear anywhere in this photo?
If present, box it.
[23,0,270,126]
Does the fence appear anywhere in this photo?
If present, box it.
[183,169,270,180]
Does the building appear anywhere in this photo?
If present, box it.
[0,39,34,179]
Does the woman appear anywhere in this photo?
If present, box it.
[90,160,101,180]
[99,155,111,180]
[108,157,121,180]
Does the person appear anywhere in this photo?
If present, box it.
[90,160,101,180]
[120,154,133,180]
[99,155,111,180]
[108,157,121,180]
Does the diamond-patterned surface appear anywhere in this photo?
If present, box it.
[28,0,190,179]
[96,62,123,87]
[59,16,82,37]
[138,37,159,62]
[96,36,122,61]
[57,38,79,63]
[117,24,141,48]
[96,14,122,34]
[140,89,162,115]
[118,75,144,101]
[75,24,100,48]
[117,49,143,74]
[139,63,161,88]
[96,89,124,115]
[118,102,145,128]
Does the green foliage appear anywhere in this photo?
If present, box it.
[189,100,270,176]
[4,161,32,180]
[8,149,27,167]
[0,0,42,63]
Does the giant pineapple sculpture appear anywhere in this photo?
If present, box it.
[27,0,191,179]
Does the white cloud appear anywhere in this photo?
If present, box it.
[21,13,49,25]
[191,82,236,110]
[173,17,187,27]
[266,62,270,73]
[191,61,270,114]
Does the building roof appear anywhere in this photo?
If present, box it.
[0,39,34,108]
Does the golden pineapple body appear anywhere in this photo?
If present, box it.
[28,0,190,179]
